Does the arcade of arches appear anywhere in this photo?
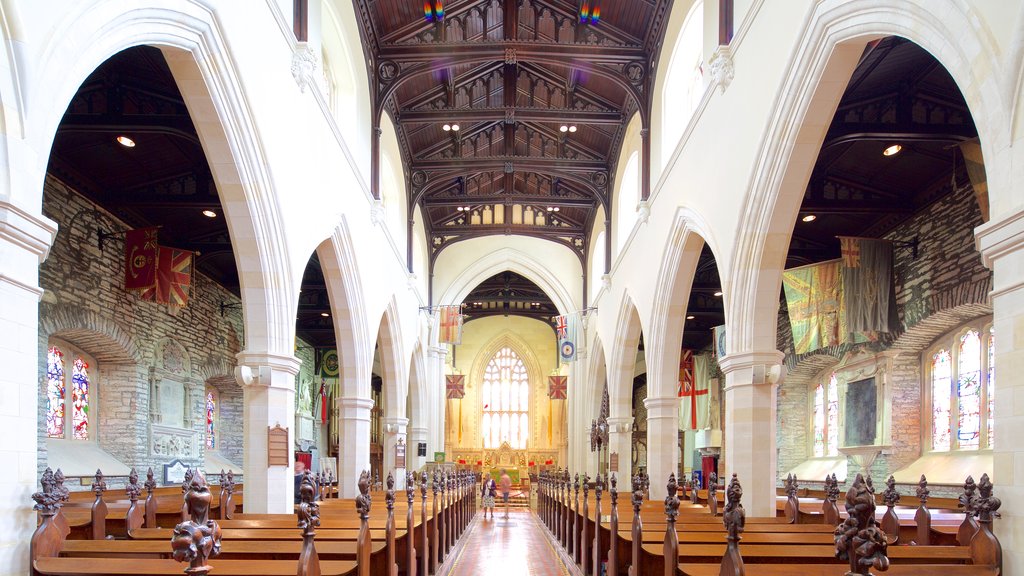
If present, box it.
[5,1,1024,574]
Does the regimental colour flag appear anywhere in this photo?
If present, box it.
[679,352,710,430]
[548,375,567,399]
[314,377,329,424]
[438,305,464,345]
[712,325,727,359]
[839,236,898,334]
[556,313,579,362]
[140,246,194,307]
[445,374,465,399]
[124,227,159,291]
[782,259,846,354]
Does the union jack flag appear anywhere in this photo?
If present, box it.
[446,374,465,399]
[548,376,567,399]
[555,315,568,339]
[141,246,193,307]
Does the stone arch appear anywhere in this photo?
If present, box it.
[24,0,295,357]
[607,291,645,418]
[317,219,369,398]
[407,341,427,429]
[0,4,25,202]
[39,304,138,364]
[373,296,406,420]
[468,331,546,452]
[727,0,1007,358]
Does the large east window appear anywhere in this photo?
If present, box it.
[928,322,994,451]
[481,347,529,449]
[46,339,95,441]
[812,373,839,457]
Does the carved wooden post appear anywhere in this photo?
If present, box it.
[556,470,564,545]
[915,475,931,545]
[438,471,447,557]
[784,474,799,524]
[53,469,70,539]
[31,468,67,562]
[565,470,573,554]
[421,471,429,576]
[720,474,745,576]
[125,468,145,537]
[171,469,222,576]
[957,475,981,546]
[181,468,194,522]
[224,470,235,519]
[608,474,618,576]
[355,471,372,576]
[690,471,700,505]
[663,473,680,576]
[431,470,440,571]
[969,474,1002,569]
[627,474,643,576]
[384,472,397,576]
[593,474,603,576]
[581,474,590,575]
[90,469,107,540]
[218,470,227,519]
[405,471,417,576]
[144,468,158,528]
[446,472,454,549]
[297,471,322,576]
[707,472,719,517]
[834,473,889,576]
[881,475,900,543]
[573,474,581,564]
[824,473,841,527]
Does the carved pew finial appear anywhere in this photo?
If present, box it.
[171,469,222,576]
[823,474,841,527]
[31,468,67,561]
[957,475,980,546]
[90,469,108,540]
[691,471,700,505]
[609,474,619,576]
[914,474,931,545]
[834,473,889,576]
[405,471,417,576]
[581,473,591,575]
[384,472,397,576]
[181,467,195,522]
[420,471,429,576]
[969,474,1002,569]
[144,467,158,528]
[784,473,800,524]
[356,470,372,576]
[880,475,900,543]
[126,468,145,536]
[628,473,644,576]
[708,472,720,517]
[664,473,680,576]
[297,471,321,576]
[721,474,746,576]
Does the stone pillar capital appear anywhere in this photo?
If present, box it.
[337,396,375,419]
[975,206,1024,292]
[643,395,679,417]
[233,352,301,388]
[384,416,409,434]
[409,426,429,438]
[606,416,634,433]
[0,198,58,261]
[719,350,785,391]
[428,345,448,358]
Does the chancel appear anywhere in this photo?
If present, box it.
[3,1,1024,575]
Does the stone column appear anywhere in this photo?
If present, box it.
[607,416,634,485]
[644,396,680,498]
[975,206,1024,574]
[0,199,57,575]
[409,426,428,472]
[719,351,785,517]
[337,396,373,497]
[427,345,448,456]
[234,352,301,513]
[383,416,409,489]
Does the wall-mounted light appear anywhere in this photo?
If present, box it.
[545,206,560,212]
[116,135,136,148]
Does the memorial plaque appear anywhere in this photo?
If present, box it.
[268,425,289,467]
[164,459,188,484]
[159,379,185,428]
[609,452,619,473]
[845,377,877,446]
[395,438,406,469]
[418,442,427,457]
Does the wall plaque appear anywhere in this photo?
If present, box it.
[845,377,877,446]
[434,451,445,463]
[418,442,427,457]
[609,452,619,473]
[164,459,188,484]
[395,438,406,469]
[268,425,289,467]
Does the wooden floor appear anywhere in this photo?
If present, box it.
[444,509,571,576]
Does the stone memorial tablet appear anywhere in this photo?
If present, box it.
[845,377,877,446]
[164,459,188,484]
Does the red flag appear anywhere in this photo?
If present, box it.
[677,349,695,397]
[124,227,159,291]
[548,375,567,399]
[142,246,193,306]
[318,378,328,423]
[446,374,465,399]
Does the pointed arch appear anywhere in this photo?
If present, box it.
[608,291,645,418]
[373,296,407,419]
[318,219,370,398]
[407,341,428,429]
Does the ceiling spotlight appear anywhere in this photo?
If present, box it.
[442,124,451,131]
[713,291,723,297]
[451,124,460,131]
[554,207,560,212]
[560,125,568,133]
[463,206,471,211]
[202,209,217,218]
[546,206,554,212]
[568,125,577,133]
[320,312,330,318]
[882,143,902,156]
[116,135,136,148]
[686,315,695,320]
[802,214,817,223]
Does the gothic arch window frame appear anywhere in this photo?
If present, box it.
[46,337,99,442]
[660,0,706,168]
[480,346,531,450]
[204,386,219,451]
[923,317,994,453]
[808,370,840,458]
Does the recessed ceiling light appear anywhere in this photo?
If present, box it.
[456,206,464,212]
[713,291,723,297]
[882,143,902,156]
[568,125,577,133]
[116,135,136,148]
[202,209,217,218]
[442,124,451,131]
[560,125,568,133]
[546,206,554,212]
[553,207,560,212]
[686,315,695,320]
[451,124,460,131]
[321,312,330,317]
[801,214,817,223]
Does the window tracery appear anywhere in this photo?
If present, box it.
[481,347,529,450]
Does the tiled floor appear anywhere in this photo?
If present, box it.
[446,509,571,575]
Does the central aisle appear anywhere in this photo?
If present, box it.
[445,508,571,575]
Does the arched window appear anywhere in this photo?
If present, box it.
[812,373,839,457]
[928,321,994,452]
[660,1,705,167]
[46,339,95,441]
[481,347,529,449]
[616,152,640,256]
[987,327,994,447]
[205,388,218,450]
[591,229,606,300]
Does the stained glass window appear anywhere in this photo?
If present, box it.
[46,346,65,438]
[70,357,90,440]
[932,349,952,452]
[481,347,529,449]
[206,389,217,449]
[812,383,825,457]
[987,329,994,448]
[826,374,839,456]
[812,374,839,458]
[957,331,982,449]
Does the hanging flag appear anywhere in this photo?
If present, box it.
[548,375,567,399]
[839,236,899,334]
[556,313,578,362]
[124,227,159,292]
[959,140,989,222]
[782,259,848,354]
[712,324,727,359]
[320,349,340,378]
[445,374,465,399]
[677,350,694,397]
[680,353,711,430]
[438,305,464,345]
[140,246,194,307]
[314,377,329,423]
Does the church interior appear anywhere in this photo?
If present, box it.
[4,0,1024,575]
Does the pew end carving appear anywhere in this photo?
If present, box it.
[170,468,222,576]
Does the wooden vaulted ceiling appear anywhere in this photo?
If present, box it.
[354,0,673,273]
[461,271,559,327]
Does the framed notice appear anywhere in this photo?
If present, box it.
[268,425,289,467]
[418,442,427,457]
[395,438,406,469]
[609,452,619,473]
